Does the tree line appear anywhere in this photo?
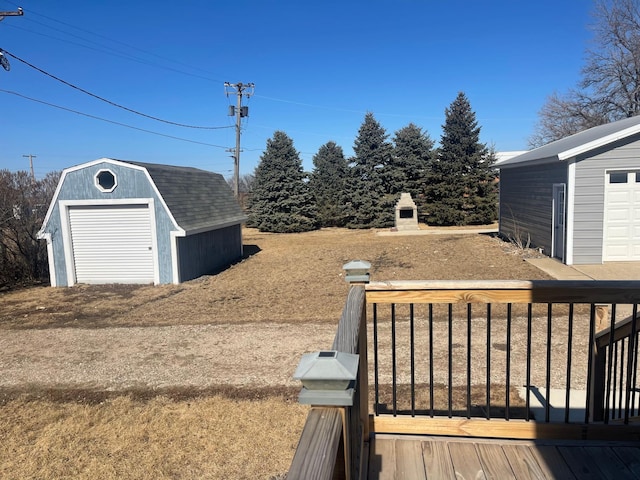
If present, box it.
[247,91,499,233]
[0,170,59,288]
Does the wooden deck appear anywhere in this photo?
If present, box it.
[368,434,640,479]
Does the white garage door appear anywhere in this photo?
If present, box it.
[603,171,640,261]
[68,204,155,284]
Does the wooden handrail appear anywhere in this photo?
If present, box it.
[288,408,343,480]
[289,286,367,480]
[366,280,640,304]
[595,308,640,347]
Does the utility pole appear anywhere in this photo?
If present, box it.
[224,82,254,198]
[0,7,23,21]
[0,7,23,72]
[23,154,36,182]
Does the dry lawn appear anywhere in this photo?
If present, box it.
[0,227,550,479]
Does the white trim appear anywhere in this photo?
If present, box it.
[170,230,182,284]
[59,198,158,286]
[183,216,247,236]
[94,168,118,193]
[565,161,576,265]
[41,233,57,287]
[558,124,640,160]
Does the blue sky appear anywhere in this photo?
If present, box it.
[1,0,593,179]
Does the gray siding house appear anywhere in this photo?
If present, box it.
[499,116,640,265]
[38,158,247,286]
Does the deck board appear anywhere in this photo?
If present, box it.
[530,445,577,479]
[447,441,487,480]
[501,444,547,480]
[421,440,456,479]
[368,435,640,480]
[475,443,516,479]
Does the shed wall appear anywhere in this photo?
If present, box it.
[572,137,640,264]
[44,162,176,285]
[499,162,567,254]
[176,225,243,282]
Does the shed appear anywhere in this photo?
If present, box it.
[38,158,247,286]
[498,116,640,265]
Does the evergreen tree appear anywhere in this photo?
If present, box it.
[391,123,434,222]
[425,92,498,226]
[309,141,348,227]
[248,131,318,233]
[344,113,396,229]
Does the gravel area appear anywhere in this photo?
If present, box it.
[0,323,336,391]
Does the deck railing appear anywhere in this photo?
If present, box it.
[289,279,640,479]
[368,280,640,440]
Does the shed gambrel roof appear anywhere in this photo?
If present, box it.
[121,160,247,233]
[499,115,640,168]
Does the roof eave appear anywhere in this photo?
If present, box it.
[558,124,640,160]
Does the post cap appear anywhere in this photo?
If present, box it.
[342,260,371,284]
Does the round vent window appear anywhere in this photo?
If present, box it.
[95,169,117,192]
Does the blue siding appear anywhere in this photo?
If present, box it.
[42,161,177,285]
[499,162,567,255]
[176,225,243,282]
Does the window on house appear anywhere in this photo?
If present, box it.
[609,172,628,184]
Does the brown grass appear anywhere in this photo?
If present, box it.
[0,227,549,479]
[0,392,307,480]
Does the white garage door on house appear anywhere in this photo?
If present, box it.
[603,170,640,261]
[68,204,155,284]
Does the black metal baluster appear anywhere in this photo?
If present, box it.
[565,304,574,424]
[584,304,596,424]
[467,303,472,419]
[506,303,512,421]
[486,304,492,420]
[429,303,434,418]
[604,304,617,423]
[618,340,625,419]
[448,303,453,418]
[612,342,619,419]
[545,303,552,423]
[526,303,532,421]
[410,303,415,417]
[391,303,397,416]
[373,303,379,416]
[625,304,638,423]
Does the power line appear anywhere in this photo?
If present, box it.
[6,3,224,81]
[4,23,222,83]
[1,49,232,130]
[0,89,230,149]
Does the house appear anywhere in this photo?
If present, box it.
[498,115,640,265]
[38,158,247,286]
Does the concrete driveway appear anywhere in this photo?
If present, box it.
[526,258,640,280]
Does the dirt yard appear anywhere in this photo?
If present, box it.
[0,227,550,479]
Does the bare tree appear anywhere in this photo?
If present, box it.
[0,170,60,287]
[530,0,640,147]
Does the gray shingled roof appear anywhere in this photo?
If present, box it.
[121,160,246,233]
[499,115,640,168]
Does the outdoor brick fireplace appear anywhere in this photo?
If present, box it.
[394,193,419,231]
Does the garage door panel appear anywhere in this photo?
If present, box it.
[607,208,630,221]
[68,205,155,284]
[604,171,640,261]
